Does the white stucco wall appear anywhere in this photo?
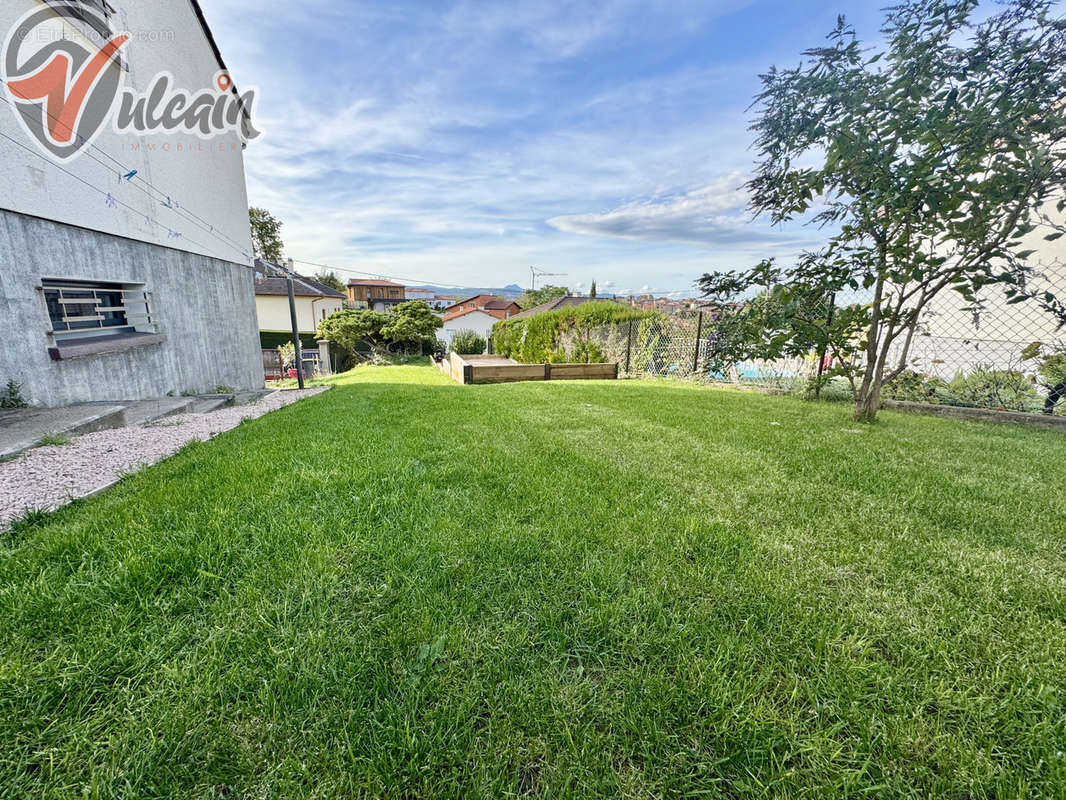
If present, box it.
[907,206,1066,379]
[442,310,497,350]
[0,0,254,265]
[255,295,344,335]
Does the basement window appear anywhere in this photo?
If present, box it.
[41,278,166,361]
[55,0,116,39]
[45,1,127,70]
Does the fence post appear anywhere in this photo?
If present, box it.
[692,311,704,375]
[814,293,837,398]
[625,320,633,375]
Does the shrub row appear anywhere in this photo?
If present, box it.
[491,302,654,363]
[882,367,1064,414]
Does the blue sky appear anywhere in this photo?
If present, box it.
[201,0,888,295]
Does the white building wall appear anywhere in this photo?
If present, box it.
[255,295,344,335]
[441,310,497,350]
[916,206,1066,379]
[0,0,254,265]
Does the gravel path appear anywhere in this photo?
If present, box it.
[0,387,329,528]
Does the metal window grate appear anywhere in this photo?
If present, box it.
[42,280,153,341]
[47,0,116,40]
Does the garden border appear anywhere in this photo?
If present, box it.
[883,399,1066,432]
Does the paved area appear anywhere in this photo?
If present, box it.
[0,387,329,528]
[0,404,126,461]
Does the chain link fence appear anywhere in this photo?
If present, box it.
[586,274,1066,415]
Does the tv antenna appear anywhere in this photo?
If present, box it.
[530,265,568,290]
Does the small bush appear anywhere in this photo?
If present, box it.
[277,342,296,371]
[1,379,28,409]
[450,330,487,355]
[882,370,952,404]
[948,366,1040,412]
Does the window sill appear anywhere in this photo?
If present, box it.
[48,332,167,361]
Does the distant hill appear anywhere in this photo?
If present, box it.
[411,284,525,299]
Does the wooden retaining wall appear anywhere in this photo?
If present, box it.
[436,354,619,385]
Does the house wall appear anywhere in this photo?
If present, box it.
[255,295,344,336]
[0,209,263,405]
[0,2,262,405]
[916,205,1066,378]
[441,310,497,351]
[0,0,254,264]
[348,285,406,305]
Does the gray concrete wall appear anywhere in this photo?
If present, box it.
[0,209,263,406]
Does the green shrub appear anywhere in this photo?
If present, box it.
[1,379,28,409]
[450,329,486,355]
[882,370,951,404]
[492,302,653,364]
[277,342,296,371]
[1038,353,1066,388]
[948,366,1041,411]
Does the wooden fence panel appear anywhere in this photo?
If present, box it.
[548,363,618,380]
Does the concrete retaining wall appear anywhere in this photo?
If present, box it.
[883,399,1066,433]
[0,209,263,406]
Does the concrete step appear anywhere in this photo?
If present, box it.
[120,397,196,427]
[233,390,273,406]
[0,404,127,460]
[187,395,235,415]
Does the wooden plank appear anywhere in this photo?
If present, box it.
[547,363,618,380]
[470,365,546,384]
[449,352,468,383]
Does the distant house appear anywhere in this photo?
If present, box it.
[348,279,406,311]
[440,310,499,350]
[439,295,522,350]
[253,260,345,348]
[443,295,522,320]
[405,287,451,310]
[510,295,619,320]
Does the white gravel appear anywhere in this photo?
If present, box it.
[0,387,329,527]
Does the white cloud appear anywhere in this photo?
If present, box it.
[546,173,800,247]
[195,0,828,295]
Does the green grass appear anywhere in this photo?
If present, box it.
[2,365,1066,798]
[35,432,72,448]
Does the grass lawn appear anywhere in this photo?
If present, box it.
[3,365,1066,798]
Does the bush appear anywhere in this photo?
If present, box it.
[1,379,28,409]
[277,342,296,371]
[450,329,486,355]
[948,366,1041,412]
[882,370,952,404]
[491,302,652,364]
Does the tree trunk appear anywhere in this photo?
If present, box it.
[854,381,882,422]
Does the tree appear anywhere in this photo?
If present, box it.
[450,329,487,355]
[315,271,346,293]
[380,301,444,350]
[317,308,391,353]
[518,284,568,309]
[589,280,597,299]
[249,207,284,263]
[317,302,443,358]
[702,275,867,392]
[698,0,1066,422]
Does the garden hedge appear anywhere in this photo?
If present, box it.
[491,301,654,363]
